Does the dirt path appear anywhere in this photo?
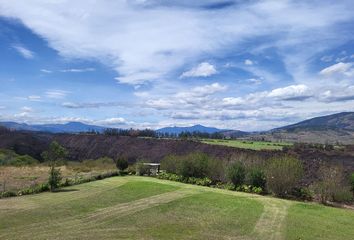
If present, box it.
[252,199,290,240]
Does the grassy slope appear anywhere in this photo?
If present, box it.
[0,176,353,240]
[201,139,292,150]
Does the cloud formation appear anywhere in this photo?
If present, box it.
[12,44,34,59]
[180,62,217,78]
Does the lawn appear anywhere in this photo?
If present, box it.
[201,139,293,150]
[0,176,353,240]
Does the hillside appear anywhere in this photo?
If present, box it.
[1,129,354,185]
[246,112,354,144]
[276,112,354,132]
[0,121,106,133]
[1,176,354,240]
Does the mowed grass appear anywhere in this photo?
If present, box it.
[201,139,292,150]
[1,176,353,240]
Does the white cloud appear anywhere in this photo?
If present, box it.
[244,59,253,65]
[45,90,69,99]
[12,44,34,59]
[319,62,353,76]
[21,106,33,112]
[28,95,41,101]
[267,84,312,100]
[1,1,353,86]
[96,117,127,126]
[180,62,217,78]
[40,69,52,73]
[61,68,95,73]
[320,55,333,62]
[146,82,226,110]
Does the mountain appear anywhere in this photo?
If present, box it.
[0,121,106,133]
[157,124,226,135]
[246,112,354,144]
[274,112,354,132]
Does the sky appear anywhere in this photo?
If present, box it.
[0,0,354,131]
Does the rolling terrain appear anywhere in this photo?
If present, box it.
[1,127,354,185]
[0,176,353,240]
[246,112,354,144]
[2,112,354,144]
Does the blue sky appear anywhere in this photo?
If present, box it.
[1,0,354,131]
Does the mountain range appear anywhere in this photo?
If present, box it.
[1,112,354,144]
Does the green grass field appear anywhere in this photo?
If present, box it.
[1,176,353,239]
[201,139,293,150]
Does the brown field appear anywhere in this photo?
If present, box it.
[0,160,116,192]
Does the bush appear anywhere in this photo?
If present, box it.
[227,162,245,187]
[290,187,313,201]
[247,168,266,189]
[265,156,303,197]
[157,172,212,186]
[126,164,137,175]
[48,166,62,192]
[0,191,16,198]
[333,186,353,203]
[0,149,39,166]
[351,173,354,193]
[115,156,128,171]
[313,165,344,204]
[161,153,223,182]
[136,161,150,176]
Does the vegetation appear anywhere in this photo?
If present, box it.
[161,152,223,181]
[351,172,354,194]
[0,149,39,166]
[1,176,353,239]
[265,156,303,197]
[201,139,292,150]
[247,167,266,189]
[115,156,129,172]
[227,161,246,187]
[42,141,68,192]
[314,165,353,203]
[135,160,150,176]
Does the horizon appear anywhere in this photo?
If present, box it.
[1,1,354,131]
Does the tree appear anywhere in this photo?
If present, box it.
[227,161,246,187]
[314,165,346,204]
[115,156,128,172]
[41,141,67,192]
[265,156,303,197]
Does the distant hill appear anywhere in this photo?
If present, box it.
[275,112,354,132]
[0,121,106,133]
[157,124,227,135]
[246,112,354,144]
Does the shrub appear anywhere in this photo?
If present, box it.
[0,149,39,166]
[247,168,266,189]
[265,156,303,197]
[290,187,313,201]
[333,186,353,203]
[313,165,344,204]
[161,152,223,182]
[227,162,245,187]
[136,161,150,176]
[351,173,354,193]
[157,172,212,186]
[161,155,179,174]
[115,156,128,172]
[126,164,137,175]
[48,166,62,192]
[0,191,16,198]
